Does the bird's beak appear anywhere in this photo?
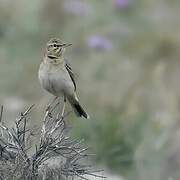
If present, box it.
[62,43,72,48]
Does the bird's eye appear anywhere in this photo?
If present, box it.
[53,44,57,47]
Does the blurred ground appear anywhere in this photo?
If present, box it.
[0,0,180,179]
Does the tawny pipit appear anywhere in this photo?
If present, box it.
[39,38,89,119]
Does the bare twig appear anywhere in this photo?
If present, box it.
[0,106,3,123]
[0,102,105,180]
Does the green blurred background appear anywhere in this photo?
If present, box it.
[0,0,180,179]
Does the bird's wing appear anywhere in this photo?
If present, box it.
[65,60,76,91]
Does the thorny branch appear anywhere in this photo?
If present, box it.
[0,101,106,180]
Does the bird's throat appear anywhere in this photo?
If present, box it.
[48,55,57,59]
[46,55,64,65]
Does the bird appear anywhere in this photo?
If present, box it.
[38,38,89,119]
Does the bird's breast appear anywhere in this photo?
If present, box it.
[38,62,74,97]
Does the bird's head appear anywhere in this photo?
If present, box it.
[46,38,72,59]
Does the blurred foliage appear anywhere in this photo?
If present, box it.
[74,113,147,175]
[0,0,180,179]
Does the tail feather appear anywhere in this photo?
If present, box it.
[73,103,89,119]
[68,97,89,119]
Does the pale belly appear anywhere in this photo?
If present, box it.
[39,63,74,97]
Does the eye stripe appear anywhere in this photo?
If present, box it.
[48,43,63,47]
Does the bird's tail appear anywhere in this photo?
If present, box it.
[68,96,89,119]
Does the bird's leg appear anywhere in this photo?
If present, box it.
[46,96,59,118]
[61,95,66,118]
[46,96,58,112]
[61,95,67,128]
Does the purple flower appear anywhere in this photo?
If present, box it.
[87,35,113,51]
[114,0,130,9]
[63,0,92,16]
